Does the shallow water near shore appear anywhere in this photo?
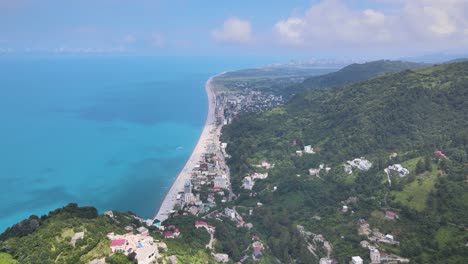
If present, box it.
[0,55,268,232]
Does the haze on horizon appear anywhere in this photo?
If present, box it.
[1,0,468,60]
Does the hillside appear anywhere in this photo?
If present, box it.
[220,62,468,263]
[0,203,216,264]
[285,60,429,96]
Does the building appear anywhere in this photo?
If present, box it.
[214,176,227,189]
[261,161,272,169]
[184,179,192,194]
[319,258,335,264]
[351,256,363,264]
[224,208,236,219]
[434,150,448,160]
[137,226,149,235]
[212,253,229,263]
[360,240,370,248]
[370,248,381,263]
[385,210,398,220]
[296,150,303,157]
[347,157,372,171]
[195,221,208,229]
[110,239,126,252]
[388,164,410,177]
[104,211,114,218]
[304,145,315,154]
[342,205,349,213]
[164,231,175,239]
[251,172,268,180]
[309,168,320,177]
[343,164,353,174]
[136,243,157,264]
[243,176,254,190]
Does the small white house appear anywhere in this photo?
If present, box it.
[352,256,363,264]
[304,145,315,154]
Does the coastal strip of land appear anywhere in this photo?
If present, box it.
[154,75,218,222]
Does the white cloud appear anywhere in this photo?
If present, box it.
[273,0,468,51]
[212,17,252,44]
[274,17,305,45]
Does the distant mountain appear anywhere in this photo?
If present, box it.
[445,58,468,64]
[285,59,430,96]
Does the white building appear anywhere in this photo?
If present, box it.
[251,172,268,180]
[242,176,254,190]
[214,176,228,189]
[347,157,372,171]
[343,164,353,174]
[319,258,334,264]
[137,226,149,235]
[388,164,410,177]
[352,256,363,264]
[370,248,381,263]
[309,168,320,177]
[224,208,236,219]
[304,145,315,154]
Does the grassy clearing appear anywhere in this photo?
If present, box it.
[80,239,111,263]
[392,158,438,211]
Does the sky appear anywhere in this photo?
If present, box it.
[1,0,468,59]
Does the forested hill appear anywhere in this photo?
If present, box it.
[219,62,467,263]
[225,61,468,163]
[285,59,429,96]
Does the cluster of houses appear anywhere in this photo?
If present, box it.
[242,161,271,190]
[242,172,269,190]
[107,232,158,264]
[356,217,409,263]
[216,90,283,125]
[309,164,332,177]
[163,225,181,239]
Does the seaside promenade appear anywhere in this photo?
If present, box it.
[154,76,218,222]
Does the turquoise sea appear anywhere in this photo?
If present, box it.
[0,55,269,232]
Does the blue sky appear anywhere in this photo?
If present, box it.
[1,0,467,59]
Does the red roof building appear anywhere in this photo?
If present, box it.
[110,239,126,247]
[164,231,174,239]
[110,239,126,252]
[385,210,398,220]
[434,150,448,160]
[195,221,208,228]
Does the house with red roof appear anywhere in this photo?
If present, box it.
[385,210,398,220]
[164,231,175,239]
[195,221,208,228]
[434,150,448,160]
[174,228,180,237]
[110,239,126,252]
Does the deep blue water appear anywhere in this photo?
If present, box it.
[0,55,269,232]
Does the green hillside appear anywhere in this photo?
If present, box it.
[286,60,429,96]
[0,204,215,264]
[220,62,468,263]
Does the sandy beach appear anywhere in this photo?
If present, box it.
[154,75,217,222]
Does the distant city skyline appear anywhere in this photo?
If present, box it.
[1,0,468,59]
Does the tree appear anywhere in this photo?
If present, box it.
[424,156,432,171]
[416,159,425,174]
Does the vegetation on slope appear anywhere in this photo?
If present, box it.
[220,62,468,263]
[286,60,429,96]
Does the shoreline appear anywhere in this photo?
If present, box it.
[153,74,218,222]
